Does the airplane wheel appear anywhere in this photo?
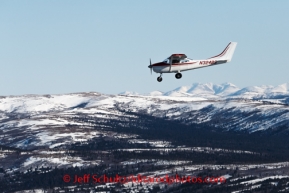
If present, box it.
[175,73,182,79]
[157,77,162,82]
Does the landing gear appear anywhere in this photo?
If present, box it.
[175,73,182,79]
[157,73,163,82]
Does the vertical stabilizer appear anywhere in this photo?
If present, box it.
[209,42,237,62]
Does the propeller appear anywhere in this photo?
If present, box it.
[148,58,152,74]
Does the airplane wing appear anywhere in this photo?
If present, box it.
[169,54,187,60]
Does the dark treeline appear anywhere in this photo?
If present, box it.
[68,111,289,163]
[1,163,289,193]
[163,177,289,193]
[1,110,289,192]
[69,137,150,151]
[0,144,21,151]
[0,162,178,192]
[112,150,279,164]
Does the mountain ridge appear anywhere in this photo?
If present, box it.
[0,82,289,150]
[120,82,289,100]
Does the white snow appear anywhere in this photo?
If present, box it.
[1,82,289,149]
[240,175,289,185]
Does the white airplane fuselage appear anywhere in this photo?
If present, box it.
[152,59,227,73]
[149,42,237,82]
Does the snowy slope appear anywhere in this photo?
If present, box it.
[1,83,289,149]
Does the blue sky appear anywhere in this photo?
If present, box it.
[1,1,289,95]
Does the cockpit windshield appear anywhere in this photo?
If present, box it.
[163,58,169,63]
[163,56,191,64]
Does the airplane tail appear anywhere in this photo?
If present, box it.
[209,42,237,62]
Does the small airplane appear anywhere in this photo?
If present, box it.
[148,42,237,82]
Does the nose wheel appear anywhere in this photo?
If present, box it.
[175,73,182,79]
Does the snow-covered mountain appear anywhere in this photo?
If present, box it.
[1,83,289,193]
[162,82,240,98]
[151,82,289,99]
[1,83,289,150]
[118,82,288,100]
